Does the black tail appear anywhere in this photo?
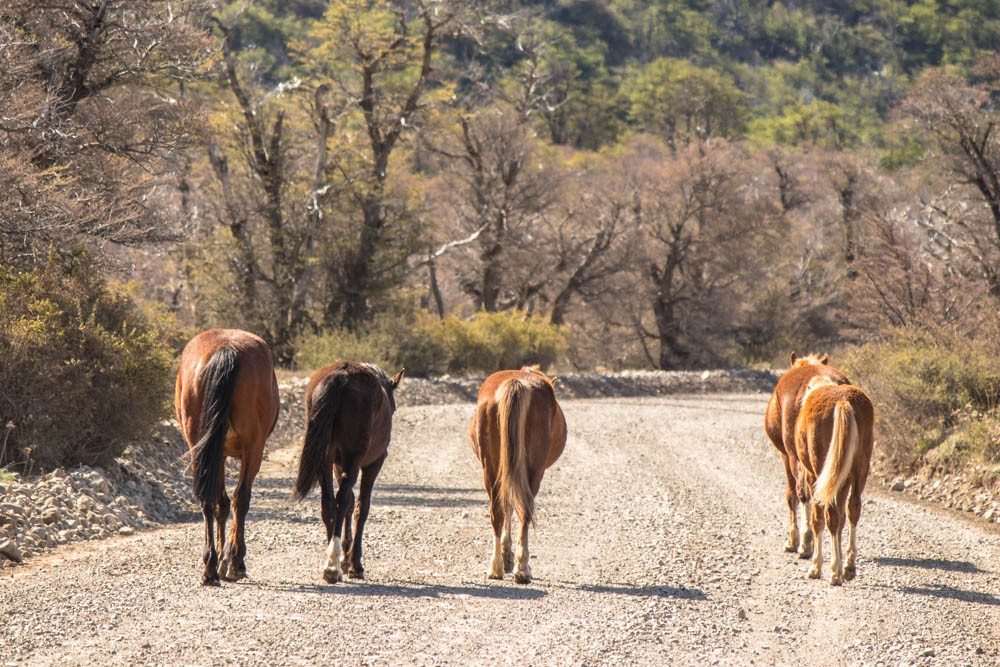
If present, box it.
[192,347,240,506]
[293,374,348,500]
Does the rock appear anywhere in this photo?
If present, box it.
[890,479,905,492]
[118,526,135,536]
[41,508,61,525]
[0,539,23,562]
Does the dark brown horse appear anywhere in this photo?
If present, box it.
[293,362,404,583]
[175,328,279,586]
[794,376,874,585]
[764,352,849,558]
[470,367,566,584]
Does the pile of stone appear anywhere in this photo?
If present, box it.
[394,368,780,406]
[0,425,193,568]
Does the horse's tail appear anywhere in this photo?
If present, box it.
[192,347,240,506]
[293,374,348,501]
[813,399,858,507]
[497,379,535,527]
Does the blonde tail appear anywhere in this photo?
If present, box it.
[497,379,534,527]
[813,400,857,507]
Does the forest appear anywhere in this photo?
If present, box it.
[1,0,999,469]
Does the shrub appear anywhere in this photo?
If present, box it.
[841,325,1000,469]
[295,309,566,377]
[0,260,176,469]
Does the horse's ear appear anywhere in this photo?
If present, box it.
[819,354,829,365]
[789,351,799,366]
[390,368,405,388]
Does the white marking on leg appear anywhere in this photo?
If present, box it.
[324,536,343,583]
[488,533,504,579]
[513,521,531,584]
[808,533,823,579]
[829,529,844,585]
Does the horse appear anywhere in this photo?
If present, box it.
[292,362,404,583]
[174,328,280,586]
[794,376,874,585]
[469,366,567,584]
[764,352,850,558]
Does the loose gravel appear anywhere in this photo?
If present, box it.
[2,373,1000,665]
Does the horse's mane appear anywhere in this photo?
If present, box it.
[521,365,557,387]
[803,374,837,401]
[790,351,829,368]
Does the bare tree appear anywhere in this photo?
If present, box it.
[624,137,783,369]
[901,62,1000,298]
[0,1,213,266]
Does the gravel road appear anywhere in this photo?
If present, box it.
[3,394,1000,666]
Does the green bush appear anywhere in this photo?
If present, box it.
[295,309,566,377]
[842,325,1000,469]
[0,261,176,469]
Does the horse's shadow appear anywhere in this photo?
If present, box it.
[374,484,482,509]
[873,557,1000,605]
[253,579,548,601]
[873,556,984,574]
[253,579,706,602]
[898,584,1000,606]
[571,582,708,600]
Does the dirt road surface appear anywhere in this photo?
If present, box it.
[3,395,1000,666]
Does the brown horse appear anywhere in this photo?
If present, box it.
[174,328,279,586]
[794,376,874,585]
[469,366,567,584]
[293,362,404,583]
[764,352,849,557]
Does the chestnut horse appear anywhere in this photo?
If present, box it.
[293,362,404,583]
[794,376,874,585]
[175,328,279,586]
[764,352,849,557]
[470,367,566,584]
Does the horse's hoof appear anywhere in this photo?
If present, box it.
[513,570,531,585]
[201,573,221,587]
[347,569,365,580]
[843,565,856,581]
[323,567,343,584]
[487,571,503,580]
[221,566,247,582]
[798,549,813,560]
[830,573,843,586]
[784,543,798,553]
[807,566,821,580]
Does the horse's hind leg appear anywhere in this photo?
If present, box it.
[845,475,866,581]
[323,466,359,584]
[780,452,802,554]
[221,458,258,581]
[201,502,220,586]
[484,467,505,580]
[339,487,355,574]
[501,511,514,573]
[346,454,386,579]
[512,517,531,584]
[826,491,849,586]
[807,502,825,580]
[215,487,231,569]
